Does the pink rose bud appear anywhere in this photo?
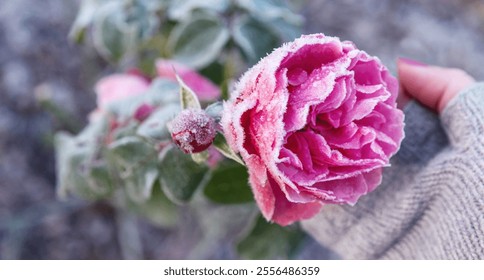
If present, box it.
[95,73,150,109]
[170,109,216,154]
[222,34,405,226]
[133,103,154,122]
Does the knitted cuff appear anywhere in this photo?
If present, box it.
[301,101,448,259]
[441,82,484,148]
[396,101,448,164]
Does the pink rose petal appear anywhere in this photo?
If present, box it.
[95,73,150,109]
[222,34,404,225]
[156,59,220,101]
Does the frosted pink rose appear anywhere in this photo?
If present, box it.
[222,34,404,226]
[156,59,220,101]
[89,73,150,121]
[95,73,150,109]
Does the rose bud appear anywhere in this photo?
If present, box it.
[170,109,216,154]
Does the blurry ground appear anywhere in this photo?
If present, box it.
[0,0,483,259]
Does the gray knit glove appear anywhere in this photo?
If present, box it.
[301,83,484,259]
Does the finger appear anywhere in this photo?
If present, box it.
[396,81,411,109]
[397,58,475,113]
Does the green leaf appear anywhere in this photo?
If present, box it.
[108,136,159,202]
[54,142,112,200]
[90,0,162,62]
[87,161,114,196]
[112,121,139,141]
[55,117,112,200]
[136,103,179,141]
[55,132,81,198]
[167,14,230,69]
[146,78,180,105]
[108,136,156,167]
[159,147,209,204]
[68,153,112,199]
[118,161,159,203]
[125,0,161,40]
[106,96,145,121]
[92,2,138,62]
[237,215,306,259]
[176,74,201,110]
[235,0,303,42]
[167,0,230,20]
[69,0,102,43]
[204,162,253,204]
[131,181,179,228]
[266,17,302,41]
[233,16,279,64]
[213,133,244,165]
[138,0,167,11]
[236,0,303,25]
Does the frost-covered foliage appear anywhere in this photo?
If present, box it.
[71,0,304,72]
[56,0,308,260]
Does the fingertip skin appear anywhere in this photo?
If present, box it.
[397,59,475,113]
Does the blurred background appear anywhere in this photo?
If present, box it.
[0,0,483,259]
